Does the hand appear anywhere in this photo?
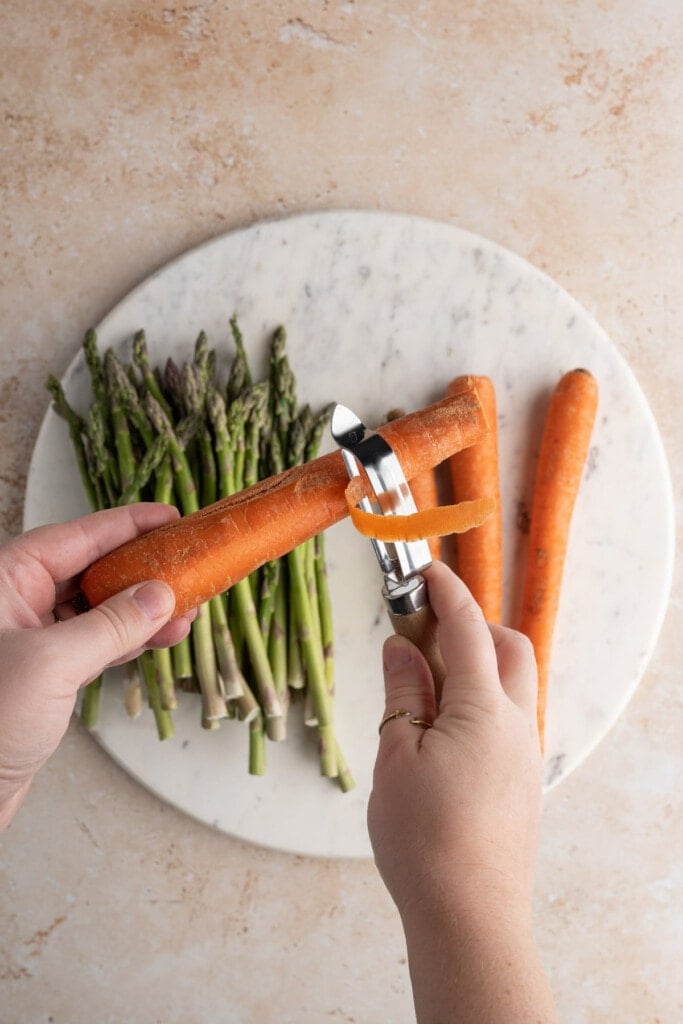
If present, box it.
[368,561,541,914]
[0,503,195,829]
[368,561,554,1023]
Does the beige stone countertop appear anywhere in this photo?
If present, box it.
[1,3,681,1022]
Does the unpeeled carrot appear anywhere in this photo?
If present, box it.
[80,377,488,617]
[447,375,503,623]
[518,368,598,750]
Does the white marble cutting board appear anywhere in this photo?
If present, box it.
[23,210,674,858]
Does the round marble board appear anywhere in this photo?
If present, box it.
[24,211,674,859]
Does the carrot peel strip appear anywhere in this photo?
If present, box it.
[344,477,495,542]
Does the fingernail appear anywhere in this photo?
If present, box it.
[383,638,413,673]
[133,581,176,620]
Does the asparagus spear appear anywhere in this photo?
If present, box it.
[46,374,99,510]
[105,352,179,713]
[49,334,114,724]
[143,392,227,726]
[286,417,337,777]
[306,405,336,692]
[132,329,174,418]
[207,387,284,741]
[104,349,139,501]
[226,315,252,402]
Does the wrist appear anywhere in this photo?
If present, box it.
[396,855,534,933]
[399,885,554,1024]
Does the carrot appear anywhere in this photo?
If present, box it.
[80,376,488,617]
[408,469,442,558]
[447,375,503,623]
[518,368,598,750]
[385,406,441,558]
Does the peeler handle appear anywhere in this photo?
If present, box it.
[384,578,447,702]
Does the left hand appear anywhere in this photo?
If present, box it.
[0,503,195,828]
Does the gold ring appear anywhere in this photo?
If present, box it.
[378,709,433,735]
[408,718,433,730]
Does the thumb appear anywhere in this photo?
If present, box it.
[56,581,176,686]
[379,635,436,749]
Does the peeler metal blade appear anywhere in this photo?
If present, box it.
[330,404,432,581]
[331,402,446,694]
[331,403,435,619]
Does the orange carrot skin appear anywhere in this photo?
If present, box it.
[409,469,442,559]
[80,378,488,617]
[518,368,598,748]
[384,406,441,559]
[447,375,503,623]
[348,497,495,543]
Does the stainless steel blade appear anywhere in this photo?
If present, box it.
[331,404,432,583]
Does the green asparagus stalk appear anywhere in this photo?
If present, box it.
[269,325,297,447]
[286,417,337,776]
[288,543,337,776]
[123,661,143,719]
[48,350,109,723]
[269,578,289,711]
[226,314,252,401]
[180,362,214,503]
[209,594,247,701]
[154,646,178,711]
[105,353,179,710]
[83,328,110,418]
[139,650,175,740]
[104,349,139,501]
[46,375,99,510]
[248,711,267,776]
[207,388,284,736]
[79,675,103,729]
[132,330,174,419]
[287,601,305,691]
[306,405,336,692]
[86,403,119,507]
[117,434,169,505]
[314,533,335,692]
[143,392,226,726]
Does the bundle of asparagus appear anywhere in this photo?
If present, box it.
[47,319,354,790]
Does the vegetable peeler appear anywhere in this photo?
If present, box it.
[331,404,446,696]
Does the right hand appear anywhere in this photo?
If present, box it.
[367,560,543,924]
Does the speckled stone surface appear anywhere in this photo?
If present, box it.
[1,3,682,1022]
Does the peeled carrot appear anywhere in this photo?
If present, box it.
[518,368,598,750]
[447,375,503,623]
[80,377,488,617]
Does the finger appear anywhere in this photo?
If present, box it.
[378,635,436,757]
[423,562,500,707]
[53,598,196,637]
[489,623,538,715]
[100,614,195,667]
[7,503,179,598]
[46,580,177,688]
[147,613,194,650]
